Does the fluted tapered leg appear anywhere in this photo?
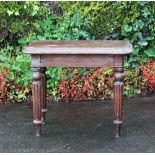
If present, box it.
[41,68,47,125]
[32,67,42,137]
[114,67,124,137]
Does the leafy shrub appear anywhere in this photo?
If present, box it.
[57,1,155,100]
[59,1,126,37]
[0,48,31,102]
[60,1,155,67]
[26,11,93,100]
[59,1,155,38]
[0,1,155,103]
[0,1,47,50]
[121,2,155,68]
[141,60,155,88]
[0,67,9,103]
[124,67,153,97]
[0,7,93,102]
[58,66,154,101]
[59,67,114,101]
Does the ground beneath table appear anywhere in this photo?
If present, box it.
[0,95,155,153]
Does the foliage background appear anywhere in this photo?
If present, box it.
[0,1,155,103]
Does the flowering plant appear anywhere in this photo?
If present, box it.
[0,68,9,103]
[141,60,155,88]
[59,67,114,101]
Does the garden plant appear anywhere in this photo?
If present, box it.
[0,1,155,103]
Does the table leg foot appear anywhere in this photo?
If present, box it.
[114,123,122,138]
[41,117,45,125]
[41,109,47,125]
[116,124,121,138]
[35,124,41,137]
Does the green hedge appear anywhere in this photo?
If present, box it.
[60,1,155,67]
[0,1,93,102]
[0,1,155,102]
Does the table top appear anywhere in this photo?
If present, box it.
[23,40,132,55]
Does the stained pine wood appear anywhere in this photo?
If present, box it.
[38,54,115,67]
[23,40,132,54]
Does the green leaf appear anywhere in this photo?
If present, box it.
[144,48,155,58]
[7,10,13,16]
[15,11,19,16]
[138,40,148,46]
[146,36,154,41]
[0,55,8,62]
[123,24,132,32]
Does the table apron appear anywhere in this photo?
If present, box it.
[31,54,123,67]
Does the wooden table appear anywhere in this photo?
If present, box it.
[23,40,132,137]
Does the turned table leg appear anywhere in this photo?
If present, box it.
[114,67,124,137]
[32,67,42,136]
[41,67,47,125]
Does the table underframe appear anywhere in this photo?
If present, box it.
[31,54,124,137]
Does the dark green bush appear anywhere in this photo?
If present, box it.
[58,1,155,100]
[0,1,155,102]
[0,3,93,101]
[60,1,155,66]
[0,2,47,51]
[18,10,93,101]
[121,2,155,68]
[59,2,155,39]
